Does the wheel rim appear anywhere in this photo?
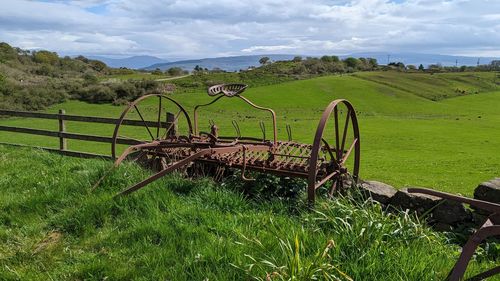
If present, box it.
[111,94,192,160]
[308,99,360,202]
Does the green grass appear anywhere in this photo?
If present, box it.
[353,71,498,100]
[0,146,497,280]
[0,71,499,195]
[102,73,170,81]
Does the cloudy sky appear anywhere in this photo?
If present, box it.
[0,0,499,59]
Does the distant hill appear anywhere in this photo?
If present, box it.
[143,54,298,72]
[344,52,498,67]
[87,55,168,69]
[144,53,499,71]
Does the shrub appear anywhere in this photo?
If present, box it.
[33,50,59,65]
[77,85,116,104]
[0,42,17,63]
[167,67,184,76]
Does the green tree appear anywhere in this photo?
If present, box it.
[89,60,107,72]
[388,62,405,69]
[368,58,378,69]
[167,67,183,76]
[152,68,163,75]
[292,56,302,62]
[259,56,270,65]
[418,64,425,71]
[0,42,17,63]
[320,55,340,63]
[343,57,359,68]
[33,50,59,65]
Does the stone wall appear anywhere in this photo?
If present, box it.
[358,178,500,231]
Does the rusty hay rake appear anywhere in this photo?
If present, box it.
[103,83,360,203]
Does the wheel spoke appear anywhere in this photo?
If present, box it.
[131,150,148,162]
[334,106,340,160]
[315,170,338,189]
[321,138,337,162]
[337,176,344,191]
[157,96,162,139]
[340,109,350,155]
[329,177,338,197]
[134,105,155,140]
[118,134,147,143]
[340,138,358,165]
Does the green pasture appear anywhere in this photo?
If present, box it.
[0,71,499,195]
[102,72,168,81]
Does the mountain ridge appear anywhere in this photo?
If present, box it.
[141,53,498,71]
[86,55,168,69]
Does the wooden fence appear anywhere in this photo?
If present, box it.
[0,109,157,160]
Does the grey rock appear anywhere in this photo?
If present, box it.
[474,178,500,204]
[433,222,453,232]
[433,200,471,225]
[472,212,489,226]
[360,181,397,204]
[390,187,441,214]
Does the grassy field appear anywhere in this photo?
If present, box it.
[1,146,498,280]
[353,71,498,100]
[102,72,170,81]
[0,71,499,195]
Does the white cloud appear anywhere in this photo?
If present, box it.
[0,0,498,58]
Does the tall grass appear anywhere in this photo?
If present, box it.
[0,145,497,280]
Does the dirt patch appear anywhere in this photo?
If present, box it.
[33,231,62,254]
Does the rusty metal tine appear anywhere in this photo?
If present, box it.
[293,145,311,167]
[232,120,241,139]
[134,105,155,140]
[259,121,266,141]
[241,145,255,181]
[282,145,301,166]
[286,124,292,141]
[208,119,215,131]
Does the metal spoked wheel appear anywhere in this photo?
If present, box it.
[111,94,193,170]
[307,99,360,203]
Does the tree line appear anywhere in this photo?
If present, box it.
[0,42,161,110]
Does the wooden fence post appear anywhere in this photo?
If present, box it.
[58,109,67,151]
[166,112,177,137]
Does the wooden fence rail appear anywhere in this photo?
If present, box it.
[0,109,153,160]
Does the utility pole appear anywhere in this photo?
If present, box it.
[455,59,458,67]
[387,54,390,65]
